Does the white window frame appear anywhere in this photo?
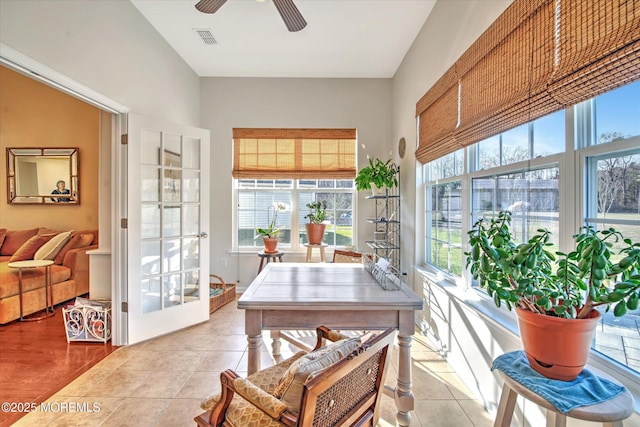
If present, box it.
[419,84,640,391]
[232,179,356,252]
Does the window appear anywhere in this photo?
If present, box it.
[476,110,565,170]
[471,167,560,249]
[421,80,640,374]
[424,150,464,276]
[232,128,357,251]
[565,83,639,373]
[236,179,355,250]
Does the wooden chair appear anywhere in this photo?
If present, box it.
[195,326,395,427]
[332,249,363,263]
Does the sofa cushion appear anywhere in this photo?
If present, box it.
[54,233,94,265]
[0,229,6,251]
[273,337,360,414]
[9,234,55,263]
[0,228,39,256]
[34,230,73,261]
[0,263,72,298]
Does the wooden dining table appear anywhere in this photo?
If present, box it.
[238,262,424,426]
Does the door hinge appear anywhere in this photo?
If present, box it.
[121,134,128,145]
[121,302,128,313]
[121,218,128,229]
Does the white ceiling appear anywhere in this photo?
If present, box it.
[130,0,437,78]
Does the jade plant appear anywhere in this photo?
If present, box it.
[304,200,328,224]
[465,211,640,319]
[355,158,399,191]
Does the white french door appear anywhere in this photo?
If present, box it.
[125,114,210,344]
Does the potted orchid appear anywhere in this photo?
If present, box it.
[255,202,288,252]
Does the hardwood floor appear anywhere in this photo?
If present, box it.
[0,303,117,427]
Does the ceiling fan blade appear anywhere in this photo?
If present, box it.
[195,0,227,14]
[273,0,307,32]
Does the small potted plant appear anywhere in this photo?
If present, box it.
[355,158,399,194]
[304,200,328,245]
[255,202,288,253]
[466,211,640,380]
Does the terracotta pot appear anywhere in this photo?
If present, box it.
[263,237,278,253]
[515,307,600,381]
[305,223,326,245]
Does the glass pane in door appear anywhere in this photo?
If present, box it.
[139,130,202,313]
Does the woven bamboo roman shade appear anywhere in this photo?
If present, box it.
[232,128,357,179]
[415,0,640,164]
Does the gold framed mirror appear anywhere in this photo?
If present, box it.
[6,148,79,204]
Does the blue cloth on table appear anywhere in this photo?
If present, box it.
[491,350,626,414]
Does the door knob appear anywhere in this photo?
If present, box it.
[199,232,208,239]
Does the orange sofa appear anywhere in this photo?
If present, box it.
[0,228,98,324]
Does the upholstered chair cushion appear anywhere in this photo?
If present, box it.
[273,337,361,414]
[9,234,55,262]
[200,351,307,412]
[233,377,287,418]
[34,230,73,260]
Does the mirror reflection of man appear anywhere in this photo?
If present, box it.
[51,180,71,202]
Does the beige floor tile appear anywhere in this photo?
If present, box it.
[56,368,113,397]
[82,369,152,398]
[457,399,495,427]
[414,400,475,427]
[410,366,456,399]
[212,333,250,351]
[100,397,173,426]
[175,370,222,399]
[195,350,245,372]
[439,372,478,399]
[117,349,167,371]
[130,370,192,398]
[154,398,205,427]
[156,349,207,372]
[89,347,133,371]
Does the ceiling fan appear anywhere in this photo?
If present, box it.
[195,0,307,32]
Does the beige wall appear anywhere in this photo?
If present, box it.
[200,77,392,289]
[0,66,99,231]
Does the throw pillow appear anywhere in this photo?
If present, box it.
[54,233,94,265]
[9,234,56,262]
[34,230,73,260]
[0,228,39,256]
[273,337,361,414]
[0,228,6,252]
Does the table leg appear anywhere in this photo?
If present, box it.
[270,330,283,363]
[395,333,415,426]
[258,257,265,274]
[45,265,52,314]
[18,268,24,320]
[246,310,263,375]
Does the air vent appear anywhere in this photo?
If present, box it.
[194,28,217,45]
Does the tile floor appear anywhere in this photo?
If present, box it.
[15,298,494,426]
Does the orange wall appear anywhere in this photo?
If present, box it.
[0,66,100,231]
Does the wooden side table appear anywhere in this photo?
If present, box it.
[8,259,55,321]
[303,243,327,262]
[257,250,284,273]
[494,369,634,427]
